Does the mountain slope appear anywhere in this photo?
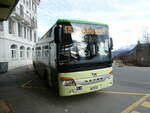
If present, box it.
[112,44,136,58]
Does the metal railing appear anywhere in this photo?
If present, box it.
[23,13,31,24]
[13,7,24,18]
[12,7,37,28]
[30,18,37,28]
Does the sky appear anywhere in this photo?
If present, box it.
[37,0,150,50]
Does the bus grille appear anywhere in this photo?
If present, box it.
[75,74,112,85]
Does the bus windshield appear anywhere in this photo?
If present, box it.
[58,23,111,67]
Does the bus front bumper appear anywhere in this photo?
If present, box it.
[59,75,113,96]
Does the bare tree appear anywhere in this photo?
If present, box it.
[142,27,150,44]
[139,27,150,66]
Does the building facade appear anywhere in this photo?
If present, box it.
[0,0,40,70]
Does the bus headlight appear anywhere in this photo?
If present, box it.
[61,80,76,86]
[59,77,76,86]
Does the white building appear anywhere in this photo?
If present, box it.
[0,0,40,71]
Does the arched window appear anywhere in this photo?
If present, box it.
[27,47,31,58]
[10,44,18,60]
[20,46,25,59]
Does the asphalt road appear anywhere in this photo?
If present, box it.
[0,65,150,113]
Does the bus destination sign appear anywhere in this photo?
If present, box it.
[63,25,105,35]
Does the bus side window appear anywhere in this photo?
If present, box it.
[46,46,49,57]
[48,29,52,38]
[44,45,49,57]
[36,46,41,58]
[42,46,45,58]
[35,47,38,58]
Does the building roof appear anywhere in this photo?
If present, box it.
[57,19,108,27]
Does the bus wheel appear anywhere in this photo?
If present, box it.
[33,62,38,74]
[44,70,50,87]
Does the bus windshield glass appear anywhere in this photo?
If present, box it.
[58,22,111,67]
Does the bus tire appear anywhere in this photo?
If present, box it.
[34,63,43,79]
[33,62,38,74]
[44,70,50,87]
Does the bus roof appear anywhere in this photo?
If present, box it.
[57,19,108,27]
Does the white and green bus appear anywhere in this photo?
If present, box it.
[33,19,113,96]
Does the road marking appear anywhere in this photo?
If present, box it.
[141,101,150,108]
[22,82,150,96]
[21,80,32,88]
[21,79,150,113]
[22,86,46,89]
[121,94,150,113]
[21,80,46,89]
[99,91,149,96]
[130,111,141,113]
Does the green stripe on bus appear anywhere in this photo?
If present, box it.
[57,19,108,27]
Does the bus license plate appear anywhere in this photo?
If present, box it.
[90,86,98,90]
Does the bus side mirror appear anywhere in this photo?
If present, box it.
[54,26,60,43]
[110,37,113,50]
